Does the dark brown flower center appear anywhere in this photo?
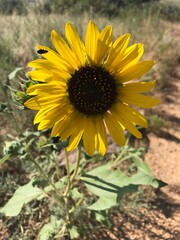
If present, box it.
[67,66,117,115]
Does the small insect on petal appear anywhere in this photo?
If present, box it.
[37,49,48,54]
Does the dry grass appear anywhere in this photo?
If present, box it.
[0,9,178,89]
[0,11,166,60]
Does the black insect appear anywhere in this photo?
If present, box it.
[37,49,48,54]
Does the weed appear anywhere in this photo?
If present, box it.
[147,114,169,132]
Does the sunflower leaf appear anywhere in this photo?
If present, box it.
[39,215,62,240]
[81,161,166,210]
[88,196,117,211]
[0,180,44,216]
[69,225,79,239]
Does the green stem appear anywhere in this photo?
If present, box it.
[63,146,81,197]
[65,148,70,178]
[69,197,84,214]
[58,214,70,238]
[70,146,81,182]
[113,137,130,165]
[63,149,71,197]
[51,151,62,178]
[30,156,48,179]
[59,147,82,237]
[27,152,61,197]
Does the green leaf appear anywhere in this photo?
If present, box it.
[0,180,44,216]
[88,196,117,211]
[81,160,166,210]
[0,102,8,112]
[129,153,167,188]
[44,177,66,192]
[33,179,49,188]
[8,67,23,80]
[71,188,83,199]
[3,140,22,156]
[69,225,79,239]
[36,177,67,201]
[0,154,11,165]
[39,215,62,240]
[94,210,111,227]
[129,153,152,175]
[53,140,69,150]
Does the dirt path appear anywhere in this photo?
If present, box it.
[143,73,180,239]
[146,76,180,203]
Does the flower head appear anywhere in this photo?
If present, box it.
[25,21,160,156]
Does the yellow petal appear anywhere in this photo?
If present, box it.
[83,116,97,156]
[67,114,86,151]
[95,115,107,156]
[25,94,65,110]
[105,33,130,69]
[38,120,52,130]
[85,20,99,64]
[29,68,71,82]
[35,101,72,125]
[28,59,51,69]
[104,112,126,146]
[118,43,144,71]
[39,90,67,100]
[119,80,157,93]
[51,110,75,137]
[110,107,142,138]
[65,22,86,66]
[117,61,155,83]
[26,82,66,95]
[51,30,78,70]
[94,25,112,65]
[28,59,71,76]
[60,111,81,141]
[28,70,53,82]
[34,106,56,124]
[50,119,63,137]
[34,108,50,124]
[67,129,84,152]
[24,97,41,110]
[118,93,160,108]
[112,102,147,128]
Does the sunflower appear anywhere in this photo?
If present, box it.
[25,20,160,156]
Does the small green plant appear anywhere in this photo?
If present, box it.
[0,131,166,239]
[147,114,169,132]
